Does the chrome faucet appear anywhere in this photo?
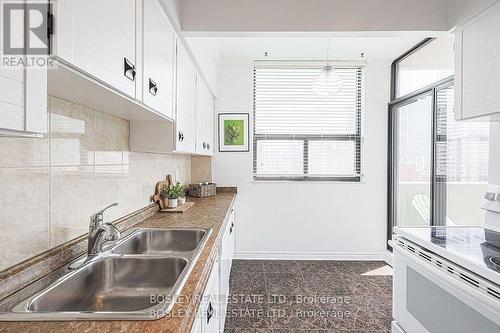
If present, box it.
[87,203,121,257]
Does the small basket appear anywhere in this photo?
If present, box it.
[188,183,216,198]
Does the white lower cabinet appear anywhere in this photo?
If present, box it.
[219,208,235,332]
[192,206,235,333]
[201,254,220,333]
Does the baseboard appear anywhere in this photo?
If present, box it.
[234,251,387,261]
[384,250,394,267]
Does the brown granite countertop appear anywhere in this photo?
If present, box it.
[0,192,236,333]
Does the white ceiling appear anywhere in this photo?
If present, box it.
[190,34,446,64]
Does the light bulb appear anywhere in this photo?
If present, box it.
[312,65,343,96]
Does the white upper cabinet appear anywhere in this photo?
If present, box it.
[142,0,175,119]
[0,65,47,136]
[454,2,500,121]
[175,41,197,153]
[52,0,137,98]
[49,0,216,154]
[196,77,214,156]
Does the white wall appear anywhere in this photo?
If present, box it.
[213,62,391,259]
[180,0,448,32]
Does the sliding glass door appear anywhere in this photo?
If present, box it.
[389,79,490,241]
[388,38,490,249]
[394,92,433,227]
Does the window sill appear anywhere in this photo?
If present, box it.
[251,178,365,184]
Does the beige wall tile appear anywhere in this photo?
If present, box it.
[94,111,129,165]
[0,168,49,271]
[94,165,133,222]
[94,111,129,150]
[0,137,49,168]
[191,156,213,183]
[0,97,202,272]
[50,166,94,248]
[49,97,95,166]
[175,155,192,185]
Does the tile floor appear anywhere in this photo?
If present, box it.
[224,260,393,333]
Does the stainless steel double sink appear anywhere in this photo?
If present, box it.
[0,228,211,321]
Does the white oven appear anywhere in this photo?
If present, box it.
[392,237,500,333]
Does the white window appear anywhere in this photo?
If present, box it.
[253,62,364,181]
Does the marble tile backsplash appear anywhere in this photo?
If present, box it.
[0,96,193,272]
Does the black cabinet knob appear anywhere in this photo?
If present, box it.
[123,58,136,81]
[178,131,184,142]
[207,301,214,324]
[149,78,158,96]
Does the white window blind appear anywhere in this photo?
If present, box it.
[253,63,364,181]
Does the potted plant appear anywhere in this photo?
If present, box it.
[174,182,188,205]
[161,185,179,208]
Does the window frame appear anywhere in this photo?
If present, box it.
[252,63,364,182]
[390,38,435,100]
[388,75,456,251]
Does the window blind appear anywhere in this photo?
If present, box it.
[253,62,364,181]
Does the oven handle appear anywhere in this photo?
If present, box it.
[393,244,500,322]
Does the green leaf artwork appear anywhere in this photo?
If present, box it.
[224,119,244,145]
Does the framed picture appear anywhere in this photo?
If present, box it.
[218,113,250,152]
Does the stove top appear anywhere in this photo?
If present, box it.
[394,226,500,283]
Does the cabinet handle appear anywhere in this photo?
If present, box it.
[148,78,158,96]
[123,58,136,81]
[207,143,210,150]
[203,142,207,149]
[230,221,234,234]
[207,301,214,324]
[178,131,184,142]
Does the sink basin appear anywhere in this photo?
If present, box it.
[113,229,207,254]
[0,227,211,321]
[28,257,186,312]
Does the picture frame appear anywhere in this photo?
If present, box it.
[218,113,250,152]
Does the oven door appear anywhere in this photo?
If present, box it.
[393,243,500,333]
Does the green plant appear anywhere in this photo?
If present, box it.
[160,184,180,200]
[173,182,187,197]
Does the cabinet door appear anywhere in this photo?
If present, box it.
[53,0,137,97]
[0,64,47,135]
[201,255,220,333]
[458,3,500,120]
[196,78,215,155]
[196,77,208,155]
[176,41,196,153]
[142,0,175,119]
[205,87,215,156]
[219,208,235,332]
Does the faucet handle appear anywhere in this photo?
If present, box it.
[90,202,118,226]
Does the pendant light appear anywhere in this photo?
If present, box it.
[312,38,343,96]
